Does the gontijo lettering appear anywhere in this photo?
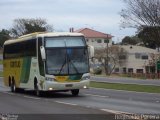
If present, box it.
[10,61,21,68]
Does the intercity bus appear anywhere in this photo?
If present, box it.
[3,32,92,96]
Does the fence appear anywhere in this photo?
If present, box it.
[127,73,160,79]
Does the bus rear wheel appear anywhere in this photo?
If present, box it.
[71,89,79,96]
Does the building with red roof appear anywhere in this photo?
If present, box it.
[73,28,113,49]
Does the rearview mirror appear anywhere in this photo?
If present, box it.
[88,45,94,58]
[40,46,46,61]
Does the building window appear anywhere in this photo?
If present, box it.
[135,53,148,60]
[123,67,126,73]
[128,68,133,73]
[86,39,89,42]
[136,69,143,73]
[104,39,110,43]
[135,53,141,59]
[119,55,126,60]
[97,39,102,43]
[114,68,119,72]
[146,66,155,73]
[141,55,148,59]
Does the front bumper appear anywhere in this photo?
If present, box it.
[43,80,90,91]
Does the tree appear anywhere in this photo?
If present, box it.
[10,18,53,37]
[94,46,128,75]
[0,29,10,47]
[138,26,160,49]
[120,0,160,47]
[121,35,142,45]
[122,36,136,45]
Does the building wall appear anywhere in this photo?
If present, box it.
[124,53,149,73]
[86,38,112,49]
[114,45,158,74]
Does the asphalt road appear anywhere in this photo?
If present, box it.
[0,77,160,119]
[91,76,160,86]
[0,82,109,120]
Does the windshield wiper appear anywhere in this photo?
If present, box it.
[59,49,67,74]
[59,47,80,75]
[68,56,79,74]
[58,59,67,74]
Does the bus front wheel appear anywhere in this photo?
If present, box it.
[71,89,79,96]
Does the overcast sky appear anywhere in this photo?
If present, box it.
[0,0,136,42]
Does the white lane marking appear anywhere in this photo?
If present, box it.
[2,91,41,100]
[84,93,109,98]
[23,95,41,100]
[91,87,160,95]
[55,101,77,106]
[2,91,15,95]
[100,109,131,114]
[86,106,91,108]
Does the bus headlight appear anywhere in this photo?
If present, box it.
[83,86,87,89]
[45,77,55,81]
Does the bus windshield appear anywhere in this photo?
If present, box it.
[45,37,89,75]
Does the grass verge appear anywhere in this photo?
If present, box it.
[90,81,160,93]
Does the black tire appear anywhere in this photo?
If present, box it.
[71,89,79,96]
[10,80,16,92]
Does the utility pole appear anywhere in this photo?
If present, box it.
[105,39,109,75]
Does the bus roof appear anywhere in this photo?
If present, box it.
[4,32,84,45]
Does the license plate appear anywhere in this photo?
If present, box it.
[65,84,73,87]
